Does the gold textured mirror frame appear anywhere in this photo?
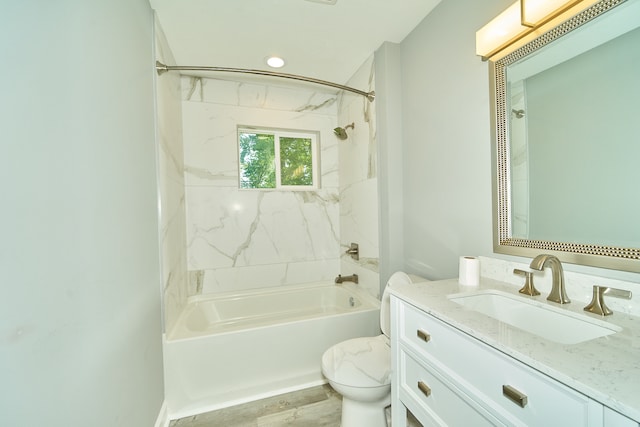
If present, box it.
[489,0,640,272]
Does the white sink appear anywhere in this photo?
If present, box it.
[448,290,621,345]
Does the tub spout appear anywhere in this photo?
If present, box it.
[335,274,359,284]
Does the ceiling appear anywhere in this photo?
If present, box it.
[150,0,442,90]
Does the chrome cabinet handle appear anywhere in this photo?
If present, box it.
[417,329,431,342]
[418,381,431,397]
[502,385,528,408]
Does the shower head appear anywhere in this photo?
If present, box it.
[333,127,348,140]
[512,109,525,119]
[333,122,355,140]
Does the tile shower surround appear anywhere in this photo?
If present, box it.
[156,45,381,337]
[182,78,340,295]
[179,55,381,300]
[338,55,381,299]
[155,18,190,332]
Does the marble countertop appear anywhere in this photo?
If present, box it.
[389,278,640,422]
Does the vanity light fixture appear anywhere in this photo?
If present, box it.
[266,56,285,68]
[476,1,530,60]
[521,0,583,27]
[476,0,584,60]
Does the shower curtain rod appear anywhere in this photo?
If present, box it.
[155,61,375,102]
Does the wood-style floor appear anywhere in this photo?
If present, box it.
[169,384,423,427]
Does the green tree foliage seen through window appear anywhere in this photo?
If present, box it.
[280,137,313,186]
[239,132,276,189]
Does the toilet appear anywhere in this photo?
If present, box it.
[321,271,416,427]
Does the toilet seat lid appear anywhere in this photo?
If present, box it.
[321,335,390,388]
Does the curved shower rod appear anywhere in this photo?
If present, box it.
[155,61,375,102]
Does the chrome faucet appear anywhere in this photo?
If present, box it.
[335,274,358,284]
[529,254,570,304]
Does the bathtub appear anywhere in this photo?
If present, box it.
[163,282,380,419]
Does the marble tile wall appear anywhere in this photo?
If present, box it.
[337,55,381,299]
[181,76,345,294]
[155,17,190,333]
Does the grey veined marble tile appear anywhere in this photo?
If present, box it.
[170,385,336,427]
[170,384,423,427]
[256,398,341,427]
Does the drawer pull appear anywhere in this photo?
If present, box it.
[418,381,432,397]
[502,385,528,408]
[417,329,431,342]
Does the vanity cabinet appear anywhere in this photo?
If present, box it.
[604,407,639,427]
[390,295,638,427]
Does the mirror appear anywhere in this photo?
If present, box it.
[490,0,640,272]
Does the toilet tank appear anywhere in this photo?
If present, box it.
[380,272,429,337]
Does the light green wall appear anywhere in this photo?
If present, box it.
[0,1,164,425]
[396,0,510,279]
[375,42,405,287]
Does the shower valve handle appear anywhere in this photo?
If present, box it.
[345,243,359,260]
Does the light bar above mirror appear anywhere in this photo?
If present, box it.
[476,0,590,60]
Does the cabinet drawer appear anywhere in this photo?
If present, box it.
[400,299,477,366]
[399,350,505,427]
[399,301,591,426]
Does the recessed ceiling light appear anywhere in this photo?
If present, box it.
[266,56,286,68]
[304,0,337,4]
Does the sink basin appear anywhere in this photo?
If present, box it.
[448,290,621,345]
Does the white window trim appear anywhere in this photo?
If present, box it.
[238,126,320,191]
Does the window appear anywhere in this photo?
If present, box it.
[238,127,319,190]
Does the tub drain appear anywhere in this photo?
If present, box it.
[349,297,355,307]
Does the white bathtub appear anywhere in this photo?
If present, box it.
[163,282,381,419]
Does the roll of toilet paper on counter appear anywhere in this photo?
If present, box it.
[458,256,480,287]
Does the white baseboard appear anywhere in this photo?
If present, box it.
[155,401,170,427]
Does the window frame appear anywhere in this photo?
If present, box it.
[237,126,320,191]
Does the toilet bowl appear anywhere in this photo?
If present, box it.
[321,271,416,427]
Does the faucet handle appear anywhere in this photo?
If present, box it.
[584,285,632,316]
[514,269,540,296]
[345,243,359,260]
